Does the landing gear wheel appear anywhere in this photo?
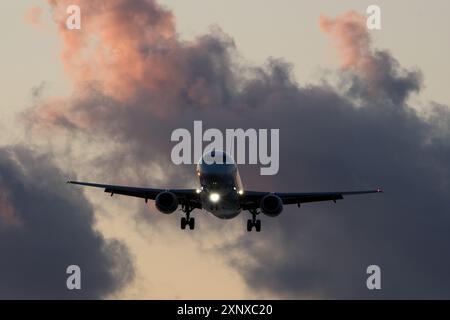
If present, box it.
[181,217,187,230]
[247,219,253,232]
[247,209,262,232]
[255,220,261,232]
[189,218,195,230]
[180,204,195,230]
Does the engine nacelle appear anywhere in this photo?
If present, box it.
[260,194,283,217]
[155,192,178,214]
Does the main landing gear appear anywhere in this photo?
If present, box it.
[247,209,261,232]
[181,204,195,230]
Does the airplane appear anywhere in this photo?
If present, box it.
[68,150,382,232]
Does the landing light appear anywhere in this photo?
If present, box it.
[196,189,201,194]
[209,193,220,203]
[238,190,244,195]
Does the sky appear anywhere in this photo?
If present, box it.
[0,0,449,299]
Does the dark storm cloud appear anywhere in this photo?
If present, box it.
[222,62,450,298]
[27,2,450,298]
[0,146,134,299]
[222,15,450,298]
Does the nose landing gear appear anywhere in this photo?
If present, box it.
[247,209,261,232]
[181,204,195,230]
[181,216,195,230]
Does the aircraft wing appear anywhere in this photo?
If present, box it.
[67,181,202,208]
[241,189,382,210]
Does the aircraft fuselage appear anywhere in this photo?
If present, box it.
[196,150,243,219]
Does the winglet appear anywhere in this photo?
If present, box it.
[376,188,383,193]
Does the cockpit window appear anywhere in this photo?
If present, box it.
[196,150,236,175]
[201,150,235,165]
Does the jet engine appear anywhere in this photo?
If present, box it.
[155,192,179,214]
[260,194,283,217]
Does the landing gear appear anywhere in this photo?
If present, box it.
[247,209,261,232]
[181,217,195,230]
[181,204,195,230]
[255,219,261,232]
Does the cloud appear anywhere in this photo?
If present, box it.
[0,146,134,299]
[319,11,371,70]
[222,13,450,299]
[0,187,20,226]
[319,11,422,105]
[45,0,176,102]
[25,1,450,299]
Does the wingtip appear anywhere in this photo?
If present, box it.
[377,188,383,193]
